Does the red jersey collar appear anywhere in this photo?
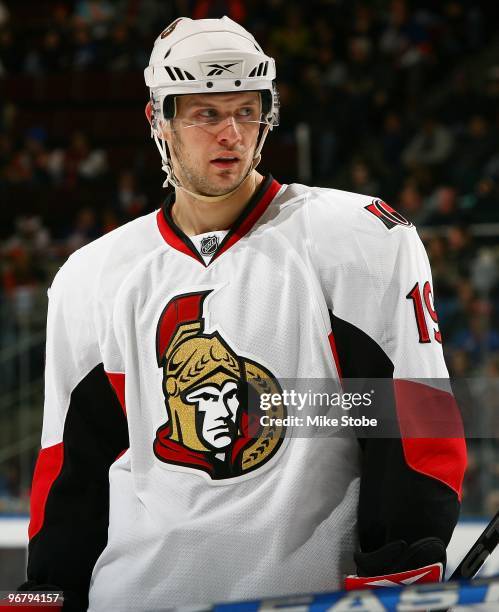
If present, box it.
[156,175,282,266]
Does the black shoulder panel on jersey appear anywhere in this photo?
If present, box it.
[330,312,395,379]
[329,312,460,553]
[26,363,129,609]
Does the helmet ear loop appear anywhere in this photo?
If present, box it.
[152,117,179,189]
[248,93,272,171]
[159,97,185,189]
[251,123,271,171]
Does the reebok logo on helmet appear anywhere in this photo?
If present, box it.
[201,60,243,78]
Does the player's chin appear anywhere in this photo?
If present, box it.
[208,165,247,191]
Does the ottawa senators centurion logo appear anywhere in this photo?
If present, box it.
[153,290,286,480]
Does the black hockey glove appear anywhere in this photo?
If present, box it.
[345,537,446,590]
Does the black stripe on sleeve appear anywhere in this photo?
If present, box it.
[26,363,129,610]
[329,312,460,553]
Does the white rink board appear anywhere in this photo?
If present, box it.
[0,518,29,548]
[1,517,498,577]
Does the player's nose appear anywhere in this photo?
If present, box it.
[216,117,243,146]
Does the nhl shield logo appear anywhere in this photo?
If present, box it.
[154,291,286,480]
[200,235,219,256]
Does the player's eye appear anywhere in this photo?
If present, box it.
[238,107,254,118]
[198,109,219,121]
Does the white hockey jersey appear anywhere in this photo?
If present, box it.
[25,176,466,611]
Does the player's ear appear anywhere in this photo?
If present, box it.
[145,101,171,142]
[145,101,153,127]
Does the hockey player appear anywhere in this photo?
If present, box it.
[21,17,466,611]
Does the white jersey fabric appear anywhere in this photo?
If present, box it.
[26,175,463,611]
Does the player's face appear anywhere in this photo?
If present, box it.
[166,92,261,197]
[185,381,239,450]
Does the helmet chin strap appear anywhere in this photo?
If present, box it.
[153,123,271,204]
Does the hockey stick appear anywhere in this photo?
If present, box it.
[211,576,499,611]
[449,509,499,580]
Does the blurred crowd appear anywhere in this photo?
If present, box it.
[0,0,498,514]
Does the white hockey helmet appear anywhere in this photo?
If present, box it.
[144,16,279,199]
[145,16,279,127]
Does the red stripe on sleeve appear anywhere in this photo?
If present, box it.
[394,379,467,500]
[28,443,64,540]
[115,448,128,462]
[106,372,126,416]
[328,332,343,380]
